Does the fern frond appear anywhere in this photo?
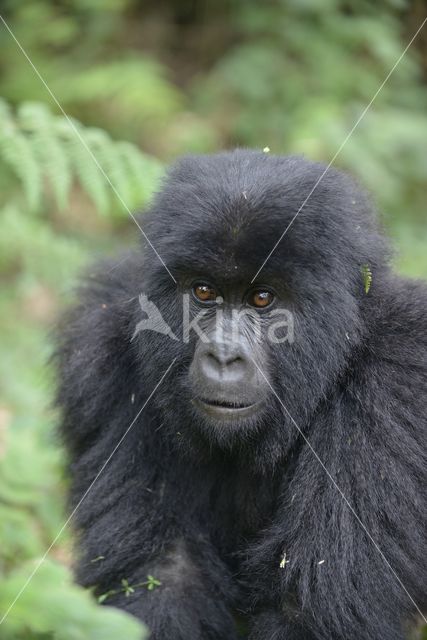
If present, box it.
[0,98,163,218]
[18,102,72,211]
[0,204,85,285]
[117,141,164,206]
[0,99,42,211]
[56,119,111,215]
[84,127,133,216]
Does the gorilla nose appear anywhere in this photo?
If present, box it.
[200,342,248,384]
[189,336,267,410]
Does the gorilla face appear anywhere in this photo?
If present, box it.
[135,263,301,450]
[133,150,388,458]
[187,277,291,424]
[134,269,293,448]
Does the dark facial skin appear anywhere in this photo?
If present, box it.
[188,280,275,421]
[131,260,299,456]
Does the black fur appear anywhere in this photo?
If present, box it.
[56,150,426,639]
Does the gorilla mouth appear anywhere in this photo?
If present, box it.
[193,397,262,420]
[202,398,251,408]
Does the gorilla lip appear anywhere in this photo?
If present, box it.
[192,397,262,419]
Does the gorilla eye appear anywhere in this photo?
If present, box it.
[248,289,275,309]
[193,283,218,303]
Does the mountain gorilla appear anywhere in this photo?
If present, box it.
[56,150,426,640]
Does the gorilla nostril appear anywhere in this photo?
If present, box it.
[206,350,243,367]
[206,352,219,364]
[225,355,244,366]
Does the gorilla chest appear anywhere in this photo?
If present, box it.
[208,468,280,552]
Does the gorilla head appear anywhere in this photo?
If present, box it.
[131,150,388,463]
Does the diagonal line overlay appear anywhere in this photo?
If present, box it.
[0,358,177,625]
[251,16,427,283]
[0,15,176,284]
[252,359,426,623]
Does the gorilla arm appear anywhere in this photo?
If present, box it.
[246,321,426,640]
[55,266,238,640]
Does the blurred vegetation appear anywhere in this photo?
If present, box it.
[0,1,426,638]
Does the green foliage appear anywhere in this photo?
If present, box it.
[0,394,147,639]
[98,575,162,604]
[0,1,184,143]
[194,1,427,260]
[55,57,182,125]
[0,99,163,217]
[0,561,146,640]
[361,264,373,294]
[0,97,159,639]
[3,1,424,273]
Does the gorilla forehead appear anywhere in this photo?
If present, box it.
[143,149,379,282]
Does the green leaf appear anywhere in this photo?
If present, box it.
[361,264,373,294]
[18,102,72,211]
[0,99,42,211]
[0,561,147,640]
